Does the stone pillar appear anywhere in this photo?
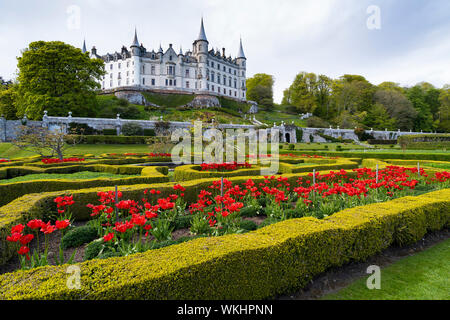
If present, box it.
[0,115,5,142]
[116,114,121,135]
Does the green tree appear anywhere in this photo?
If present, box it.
[246,73,274,108]
[0,84,18,119]
[436,85,450,132]
[362,102,396,130]
[314,75,332,119]
[16,41,105,120]
[283,72,318,114]
[374,89,417,131]
[406,85,433,131]
[330,75,375,115]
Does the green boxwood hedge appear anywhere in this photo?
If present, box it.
[0,188,448,299]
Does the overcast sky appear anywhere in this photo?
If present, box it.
[0,0,449,103]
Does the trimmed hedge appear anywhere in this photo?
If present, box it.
[281,150,450,161]
[278,158,358,174]
[173,165,267,181]
[367,139,397,145]
[0,188,448,299]
[398,134,450,150]
[0,165,169,207]
[0,170,359,265]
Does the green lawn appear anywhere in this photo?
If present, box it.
[0,143,154,159]
[322,238,450,300]
[0,171,138,184]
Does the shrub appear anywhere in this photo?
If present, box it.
[69,123,98,135]
[143,129,156,137]
[84,239,105,260]
[102,129,117,136]
[306,116,329,128]
[354,128,375,141]
[398,134,450,150]
[296,128,303,142]
[61,225,98,249]
[288,144,295,150]
[239,220,258,231]
[367,139,397,145]
[121,123,143,136]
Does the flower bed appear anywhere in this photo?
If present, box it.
[41,158,85,164]
[200,162,252,171]
[0,187,448,299]
[2,165,449,272]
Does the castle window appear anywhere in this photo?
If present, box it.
[167,65,175,75]
[126,71,129,77]
[110,73,113,79]
[234,79,237,88]
[102,81,105,89]
[212,85,215,91]
[126,78,129,85]
[211,61,214,68]
[229,90,232,95]
[110,80,113,87]
[127,62,129,68]
[223,66,226,72]
[142,78,145,85]
[223,75,226,85]
[174,80,177,86]
[211,72,215,82]
[151,78,155,85]
[229,77,231,87]
[151,65,155,75]
[118,63,121,69]
[142,65,145,73]
[186,81,190,88]
[186,69,190,77]
[234,70,236,75]
[118,80,121,86]
[235,91,237,97]
[217,64,220,70]
[118,72,121,79]
[218,87,220,93]
[169,79,172,86]
[229,68,231,73]
[110,64,113,70]
[217,74,221,84]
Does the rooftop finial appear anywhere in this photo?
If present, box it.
[131,27,139,47]
[237,36,246,59]
[82,39,87,53]
[197,17,208,42]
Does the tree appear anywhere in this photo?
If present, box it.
[246,73,274,108]
[0,85,18,119]
[16,41,105,120]
[362,102,396,130]
[330,75,375,115]
[283,72,317,113]
[406,85,433,131]
[374,89,418,131]
[314,75,332,119]
[11,126,83,160]
[437,85,450,132]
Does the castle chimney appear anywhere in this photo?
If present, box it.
[222,48,225,57]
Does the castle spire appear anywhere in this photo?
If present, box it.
[237,37,246,59]
[82,39,87,53]
[197,17,208,42]
[131,28,139,47]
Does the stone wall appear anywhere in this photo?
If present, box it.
[0,114,430,144]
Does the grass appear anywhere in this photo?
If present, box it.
[322,238,450,300]
[0,143,154,159]
[0,171,139,184]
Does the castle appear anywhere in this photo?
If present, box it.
[84,18,247,102]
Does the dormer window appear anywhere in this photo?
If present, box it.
[169,55,173,61]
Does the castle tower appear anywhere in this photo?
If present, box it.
[82,39,87,53]
[236,37,247,99]
[130,28,141,86]
[193,18,209,92]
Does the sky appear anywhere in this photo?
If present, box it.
[0,0,449,103]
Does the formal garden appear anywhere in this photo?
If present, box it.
[0,138,449,299]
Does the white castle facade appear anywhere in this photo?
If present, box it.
[85,19,247,101]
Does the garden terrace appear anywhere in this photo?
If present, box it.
[0,164,169,207]
[0,188,448,299]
